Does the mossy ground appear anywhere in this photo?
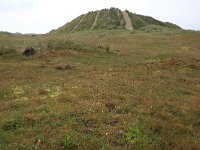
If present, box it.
[0,30,200,149]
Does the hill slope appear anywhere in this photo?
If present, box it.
[50,8,181,34]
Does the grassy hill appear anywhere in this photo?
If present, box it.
[0,7,199,150]
[126,10,180,29]
[50,8,181,34]
[0,31,13,36]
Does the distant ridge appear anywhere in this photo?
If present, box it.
[0,31,13,35]
[50,7,181,34]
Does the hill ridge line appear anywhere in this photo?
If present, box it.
[49,7,181,34]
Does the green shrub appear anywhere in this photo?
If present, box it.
[124,125,148,145]
[2,116,35,131]
[60,131,79,150]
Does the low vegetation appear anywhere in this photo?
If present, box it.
[0,29,200,149]
[126,10,181,30]
[50,8,181,34]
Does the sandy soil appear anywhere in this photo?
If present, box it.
[122,11,133,30]
[90,11,100,30]
[71,14,87,32]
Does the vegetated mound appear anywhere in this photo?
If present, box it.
[0,31,13,35]
[50,7,181,34]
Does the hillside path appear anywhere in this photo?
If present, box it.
[71,14,87,32]
[90,11,100,30]
[104,9,110,26]
[122,11,133,30]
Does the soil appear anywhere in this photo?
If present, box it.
[90,11,100,30]
[71,14,87,32]
[122,11,133,30]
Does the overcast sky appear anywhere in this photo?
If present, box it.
[0,0,199,34]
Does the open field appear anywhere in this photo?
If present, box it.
[0,30,200,149]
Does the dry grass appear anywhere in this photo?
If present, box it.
[0,30,200,149]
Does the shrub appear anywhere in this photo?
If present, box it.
[60,131,79,150]
[124,125,148,145]
[2,116,35,131]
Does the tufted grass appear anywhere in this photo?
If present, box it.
[0,30,200,149]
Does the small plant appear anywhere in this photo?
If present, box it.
[0,88,9,100]
[105,45,110,52]
[105,101,116,111]
[38,88,48,95]
[60,131,79,150]
[131,30,137,34]
[2,118,23,131]
[97,44,110,52]
[2,116,35,131]
[124,125,148,145]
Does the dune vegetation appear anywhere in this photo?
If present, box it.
[0,7,200,150]
[0,29,200,149]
